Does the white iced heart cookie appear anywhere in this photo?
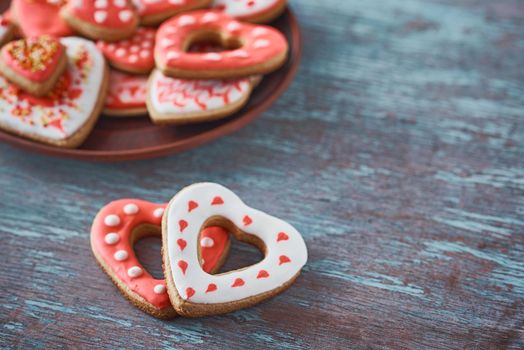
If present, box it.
[162,182,308,317]
[146,70,260,125]
[0,37,108,148]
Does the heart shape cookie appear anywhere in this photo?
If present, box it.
[154,10,288,79]
[147,70,260,124]
[104,70,148,117]
[61,0,139,41]
[0,36,68,96]
[0,37,109,148]
[212,0,288,23]
[91,199,230,318]
[10,0,73,38]
[132,0,212,26]
[162,183,308,317]
[97,27,156,74]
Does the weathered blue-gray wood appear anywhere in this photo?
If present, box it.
[1,0,524,349]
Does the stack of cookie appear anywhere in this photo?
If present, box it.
[91,183,308,318]
[0,0,289,148]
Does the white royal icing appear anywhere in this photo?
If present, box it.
[0,37,105,141]
[213,0,282,18]
[148,70,253,116]
[166,183,308,304]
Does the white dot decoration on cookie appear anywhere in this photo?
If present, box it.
[114,250,129,261]
[105,232,120,245]
[123,203,139,215]
[104,214,121,227]
[200,237,215,248]
[153,208,165,218]
[94,10,108,23]
[203,53,222,61]
[253,39,270,48]
[153,284,166,294]
[178,15,196,26]
[128,266,143,278]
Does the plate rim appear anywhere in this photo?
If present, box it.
[0,8,302,162]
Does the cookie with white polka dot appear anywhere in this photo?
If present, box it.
[132,0,212,27]
[61,0,139,42]
[97,27,155,74]
[90,199,231,318]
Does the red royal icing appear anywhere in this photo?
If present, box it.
[279,255,291,265]
[211,196,224,205]
[155,10,287,72]
[2,37,64,82]
[97,27,155,71]
[12,0,73,37]
[104,70,147,110]
[64,0,138,29]
[188,200,199,212]
[277,232,289,242]
[91,199,229,310]
[243,215,252,226]
[257,270,269,279]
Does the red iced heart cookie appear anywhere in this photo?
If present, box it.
[212,0,288,23]
[10,0,73,38]
[154,10,288,79]
[104,70,148,117]
[162,182,308,317]
[97,27,155,74]
[91,199,231,319]
[61,0,139,41]
[132,0,212,26]
[0,37,109,148]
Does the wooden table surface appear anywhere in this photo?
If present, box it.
[1,0,524,349]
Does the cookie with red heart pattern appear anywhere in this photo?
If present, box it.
[0,36,68,96]
[61,0,139,42]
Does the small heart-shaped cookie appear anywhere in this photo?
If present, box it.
[0,36,68,96]
[133,0,212,26]
[162,183,308,317]
[147,70,260,124]
[0,37,109,148]
[91,199,230,319]
[61,0,139,41]
[104,70,148,117]
[10,0,73,38]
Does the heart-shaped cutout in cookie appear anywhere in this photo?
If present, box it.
[162,183,308,317]
[91,199,231,319]
[0,37,108,148]
[0,36,67,96]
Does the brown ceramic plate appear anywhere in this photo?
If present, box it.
[0,8,301,161]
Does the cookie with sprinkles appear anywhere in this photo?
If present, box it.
[61,0,139,42]
[0,37,109,148]
[212,0,288,23]
[132,0,212,26]
[0,15,15,47]
[97,27,155,74]
[0,36,68,96]
[91,199,231,318]
[104,70,148,117]
[146,69,261,125]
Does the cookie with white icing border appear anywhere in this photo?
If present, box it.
[0,15,15,47]
[61,0,139,42]
[213,0,287,23]
[162,182,308,317]
[132,0,212,26]
[104,70,148,117]
[0,36,68,97]
[91,199,230,318]
[155,10,288,79]
[0,37,109,148]
[146,69,261,125]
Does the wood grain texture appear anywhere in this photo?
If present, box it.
[1,0,524,349]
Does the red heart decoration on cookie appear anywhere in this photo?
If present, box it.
[277,232,289,242]
[186,287,195,299]
[206,283,218,293]
[257,270,269,279]
[179,219,188,232]
[279,255,291,265]
[231,278,245,287]
[211,196,224,205]
[177,238,187,251]
[243,215,252,226]
[178,260,188,274]
[188,200,199,212]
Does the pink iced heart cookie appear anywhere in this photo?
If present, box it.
[0,36,68,96]
[213,0,287,23]
[162,183,308,317]
[104,70,148,117]
[0,15,15,47]
[132,0,212,26]
[154,10,288,79]
[10,0,73,38]
[61,0,139,41]
[97,27,155,74]
[91,199,230,319]
[0,37,109,148]
[146,70,260,124]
